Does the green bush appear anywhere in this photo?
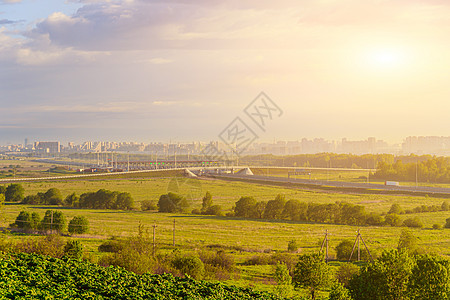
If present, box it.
[64,240,83,259]
[5,183,24,202]
[68,216,89,234]
[336,239,370,261]
[141,200,157,211]
[402,217,423,228]
[287,239,298,252]
[98,238,124,253]
[14,211,32,230]
[172,255,205,279]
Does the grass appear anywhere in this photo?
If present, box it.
[1,175,450,295]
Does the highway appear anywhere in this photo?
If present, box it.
[1,165,449,196]
[215,173,450,196]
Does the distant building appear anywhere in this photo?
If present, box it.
[402,136,450,155]
[34,141,60,153]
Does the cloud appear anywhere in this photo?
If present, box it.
[0,0,22,4]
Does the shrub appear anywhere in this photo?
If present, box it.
[198,250,235,271]
[205,205,223,216]
[98,238,124,253]
[432,223,442,230]
[329,283,352,300]
[22,194,42,205]
[15,234,66,258]
[243,254,270,266]
[398,229,418,253]
[441,201,449,211]
[44,188,63,205]
[41,210,66,232]
[287,240,298,252]
[141,200,157,211]
[273,262,293,297]
[64,193,79,207]
[336,262,360,287]
[365,213,384,226]
[68,216,89,234]
[402,217,423,228]
[64,240,83,259]
[172,255,205,279]
[30,212,41,230]
[445,218,450,229]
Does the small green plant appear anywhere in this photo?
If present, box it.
[64,240,83,259]
[287,239,298,252]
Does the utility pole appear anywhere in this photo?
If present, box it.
[127,151,130,172]
[152,224,157,257]
[320,230,329,263]
[349,229,374,262]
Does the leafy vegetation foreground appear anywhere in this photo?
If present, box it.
[0,252,285,300]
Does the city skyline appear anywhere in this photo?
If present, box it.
[1,1,449,143]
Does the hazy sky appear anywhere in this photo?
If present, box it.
[1,0,449,145]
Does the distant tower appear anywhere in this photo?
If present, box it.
[24,138,28,147]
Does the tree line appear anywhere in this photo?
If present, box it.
[0,183,134,211]
[373,156,450,183]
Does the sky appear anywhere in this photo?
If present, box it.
[0,0,449,145]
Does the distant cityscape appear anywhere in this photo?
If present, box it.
[1,136,449,157]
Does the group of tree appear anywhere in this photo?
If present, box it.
[22,188,64,205]
[190,192,223,216]
[388,201,449,215]
[374,156,450,183]
[233,194,409,227]
[240,153,443,170]
[12,210,89,234]
[284,249,450,300]
[75,189,134,210]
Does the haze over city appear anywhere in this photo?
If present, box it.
[1,0,449,144]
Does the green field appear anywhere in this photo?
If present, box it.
[1,175,450,296]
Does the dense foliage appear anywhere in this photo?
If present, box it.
[0,253,286,300]
[158,192,189,213]
[78,189,134,210]
[233,195,387,227]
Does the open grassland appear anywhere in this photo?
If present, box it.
[2,176,449,217]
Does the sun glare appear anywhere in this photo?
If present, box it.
[366,48,406,69]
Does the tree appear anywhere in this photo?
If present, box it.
[22,194,42,205]
[441,201,449,211]
[0,194,4,209]
[234,196,257,218]
[349,249,414,300]
[384,213,401,227]
[273,262,293,297]
[5,183,24,202]
[41,210,66,232]
[263,194,286,219]
[397,229,418,253]
[408,254,450,299]
[336,262,360,287]
[0,185,6,195]
[158,192,189,213]
[282,199,308,221]
[31,212,40,230]
[43,188,63,205]
[292,253,332,299]
[14,211,32,230]
[115,192,134,210]
[388,203,403,215]
[64,193,79,207]
[68,216,89,234]
[201,191,213,213]
[329,283,353,300]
